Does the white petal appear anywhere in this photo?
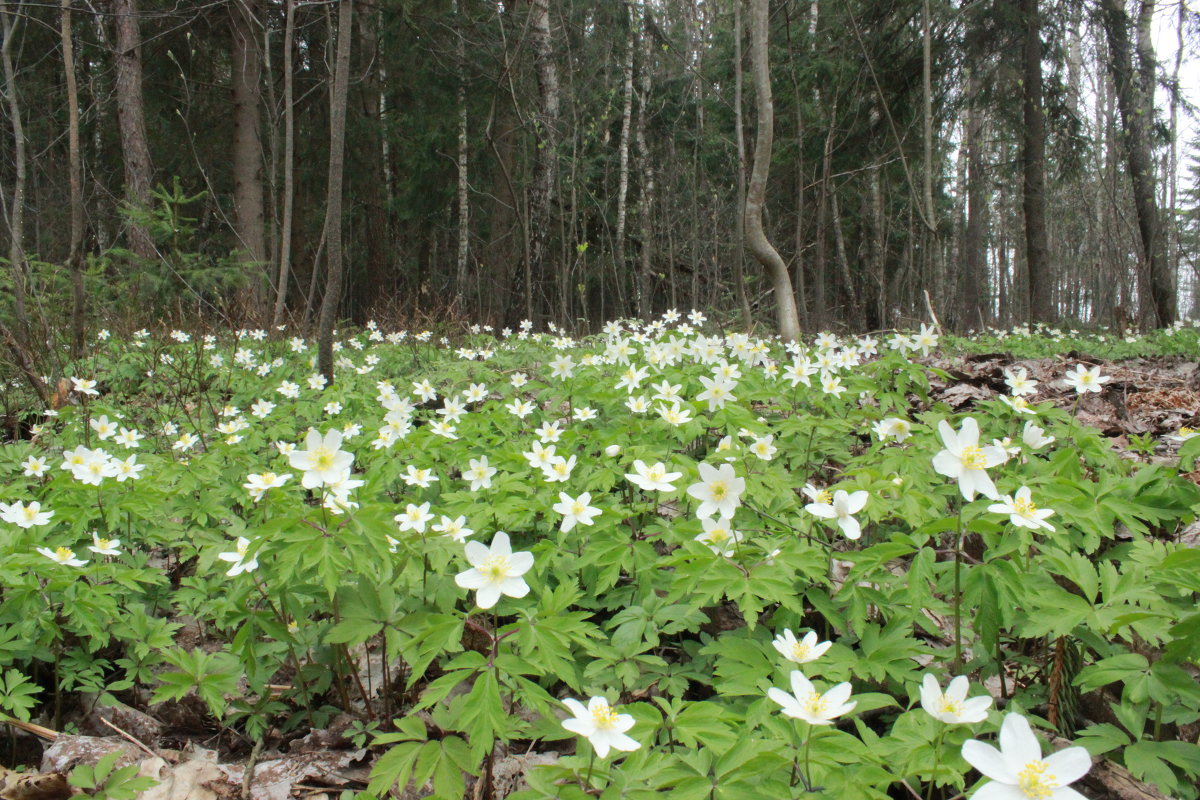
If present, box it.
[839,516,862,540]
[474,585,501,609]
[946,675,970,702]
[998,714,1042,773]
[455,568,487,589]
[500,576,530,598]
[937,419,960,451]
[962,740,1018,784]
[932,450,961,479]
[1043,746,1091,786]
[968,782,1025,800]
[920,674,941,713]
[959,417,980,447]
[845,491,868,514]
[789,670,815,698]
[507,551,535,575]
[490,531,512,557]
[463,541,490,566]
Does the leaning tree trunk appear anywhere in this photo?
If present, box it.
[112,0,155,261]
[1020,0,1052,324]
[744,0,800,342]
[317,0,353,382]
[1100,0,1173,327]
[230,0,268,316]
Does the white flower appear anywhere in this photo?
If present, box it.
[541,454,577,483]
[768,671,856,726]
[561,696,641,758]
[772,629,832,665]
[919,674,991,724]
[1021,422,1055,451]
[288,429,355,489]
[395,502,434,533]
[961,713,1091,800]
[696,375,737,411]
[37,545,87,567]
[1,500,54,528]
[988,486,1055,531]
[402,465,438,487]
[686,463,745,519]
[695,516,742,557]
[552,492,601,532]
[625,460,682,492]
[70,377,99,397]
[90,415,117,440]
[1063,363,1110,394]
[873,417,913,442]
[1003,367,1039,396]
[463,456,497,491]
[454,531,534,609]
[217,537,259,576]
[21,455,47,477]
[604,444,622,457]
[87,532,122,556]
[805,489,868,540]
[432,515,474,543]
[244,471,291,501]
[112,455,145,482]
[931,418,1008,501]
[1000,395,1037,415]
[749,435,777,461]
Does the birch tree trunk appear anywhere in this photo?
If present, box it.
[744,0,800,342]
[634,3,655,320]
[732,0,752,329]
[614,1,634,310]
[453,0,470,307]
[317,0,353,381]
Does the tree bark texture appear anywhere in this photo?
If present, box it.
[963,71,986,330]
[1020,0,1052,323]
[1,3,31,344]
[62,0,86,357]
[634,4,654,320]
[113,0,156,261]
[744,0,800,342]
[614,1,634,309]
[272,0,296,327]
[1100,0,1174,326]
[230,0,268,313]
[318,0,353,381]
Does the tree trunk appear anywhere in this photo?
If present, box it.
[112,0,155,261]
[230,0,268,315]
[272,0,296,327]
[510,0,558,326]
[351,0,388,324]
[614,1,634,311]
[732,0,752,329]
[744,0,800,342]
[1020,0,1052,323]
[453,0,470,310]
[634,3,654,320]
[1100,0,1174,326]
[62,0,86,357]
[963,71,986,330]
[317,0,353,381]
[0,3,31,345]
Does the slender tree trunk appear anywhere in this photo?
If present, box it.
[1166,0,1182,304]
[634,4,654,320]
[230,0,268,316]
[453,0,470,309]
[351,0,388,323]
[62,0,85,356]
[317,0,353,381]
[272,0,296,326]
[963,71,986,330]
[614,1,634,310]
[732,0,752,329]
[1100,0,1174,326]
[510,0,558,325]
[0,3,31,345]
[744,0,800,342]
[1020,0,1052,323]
[830,191,861,329]
[112,0,155,261]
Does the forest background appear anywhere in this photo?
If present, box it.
[1,0,1198,353]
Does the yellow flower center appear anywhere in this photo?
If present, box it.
[802,693,828,717]
[960,445,988,470]
[570,501,587,516]
[312,447,335,471]
[482,554,511,580]
[815,490,832,504]
[791,641,811,661]
[1012,496,1038,516]
[937,696,963,716]
[237,541,248,557]
[591,702,620,729]
[96,538,112,550]
[710,482,728,501]
[708,527,729,543]
[1017,760,1057,800]
[54,546,74,561]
